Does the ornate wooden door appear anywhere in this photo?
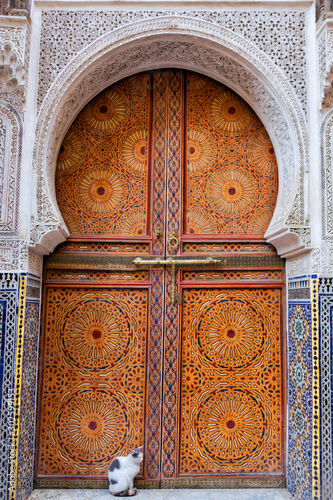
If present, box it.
[35,70,285,489]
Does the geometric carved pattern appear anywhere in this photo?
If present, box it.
[145,270,164,480]
[182,270,283,282]
[185,73,278,236]
[56,68,278,242]
[36,287,148,478]
[287,302,312,500]
[0,102,23,237]
[45,269,149,284]
[180,288,283,475]
[151,70,167,256]
[38,10,307,113]
[0,117,6,221]
[161,268,180,478]
[56,73,150,237]
[55,241,150,254]
[39,70,285,488]
[320,111,333,276]
[183,242,277,253]
[166,70,182,254]
[33,21,309,257]
[57,69,278,242]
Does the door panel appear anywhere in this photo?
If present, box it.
[180,287,283,476]
[56,73,151,237]
[184,72,278,237]
[36,69,285,489]
[38,285,149,478]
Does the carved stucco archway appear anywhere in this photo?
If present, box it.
[30,16,309,257]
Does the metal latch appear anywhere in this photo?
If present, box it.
[133,257,220,305]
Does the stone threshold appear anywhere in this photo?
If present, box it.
[28,489,293,500]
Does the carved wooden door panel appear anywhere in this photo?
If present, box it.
[36,70,285,489]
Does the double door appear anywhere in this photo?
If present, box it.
[36,70,285,488]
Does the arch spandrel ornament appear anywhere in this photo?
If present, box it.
[30,16,309,256]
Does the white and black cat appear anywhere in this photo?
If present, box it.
[108,446,143,497]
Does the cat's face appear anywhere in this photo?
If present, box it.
[130,446,143,462]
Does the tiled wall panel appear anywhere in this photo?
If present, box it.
[0,274,19,500]
[16,297,40,500]
[288,278,313,500]
[0,273,41,500]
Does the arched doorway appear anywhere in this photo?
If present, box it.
[35,70,285,489]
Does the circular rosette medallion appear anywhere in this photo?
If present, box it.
[187,211,213,235]
[248,131,277,173]
[209,169,256,215]
[120,212,146,235]
[79,170,123,214]
[56,389,127,469]
[195,388,266,465]
[211,90,253,132]
[187,130,214,172]
[60,298,132,372]
[196,297,266,369]
[82,89,126,131]
[57,129,83,171]
[122,130,148,173]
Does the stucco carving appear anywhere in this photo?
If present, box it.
[287,252,311,278]
[38,10,307,112]
[0,19,29,271]
[318,241,333,275]
[0,41,25,97]
[32,16,308,256]
[321,109,333,237]
[298,99,333,274]
[0,240,19,270]
[27,249,43,278]
[0,239,29,272]
[290,228,311,248]
[312,247,321,274]
[0,24,28,100]
[0,101,22,236]
[0,26,26,62]
[317,107,333,273]
[317,19,333,109]
[0,116,7,220]
[19,239,28,271]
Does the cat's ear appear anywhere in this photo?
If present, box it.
[131,446,143,458]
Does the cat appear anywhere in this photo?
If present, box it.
[108,446,143,497]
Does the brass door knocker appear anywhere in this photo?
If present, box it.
[168,228,179,252]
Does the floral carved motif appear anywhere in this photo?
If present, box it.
[0,24,28,100]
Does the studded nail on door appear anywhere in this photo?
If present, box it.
[36,70,285,489]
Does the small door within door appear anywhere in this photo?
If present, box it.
[36,70,285,489]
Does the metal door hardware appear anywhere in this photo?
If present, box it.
[133,257,220,304]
